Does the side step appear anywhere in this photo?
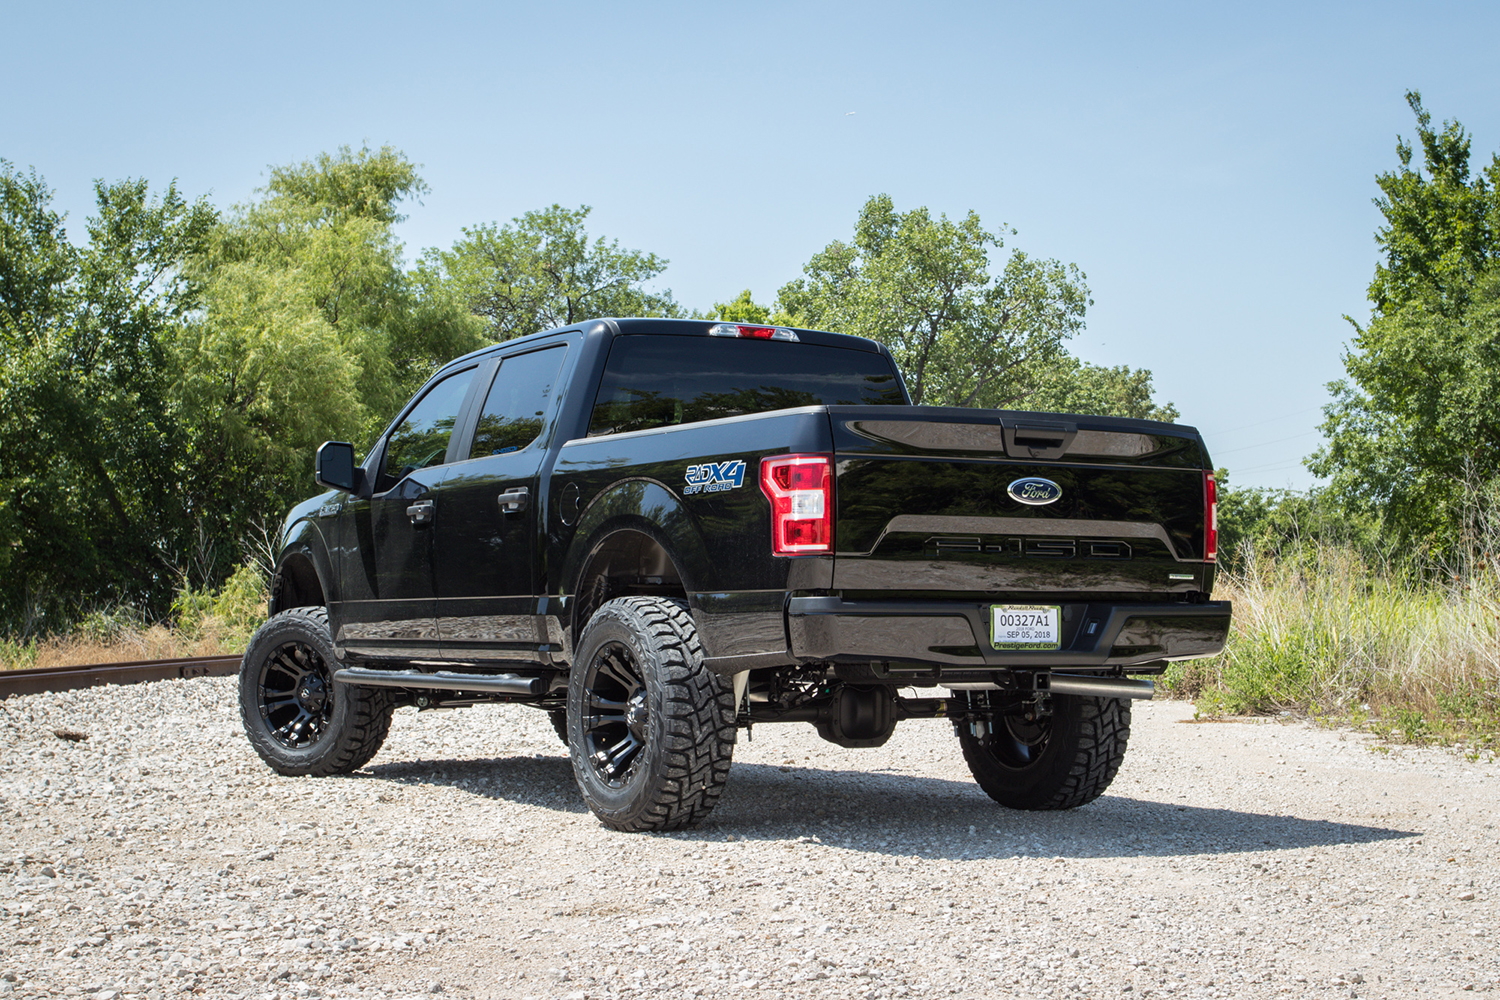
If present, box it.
[332,666,543,696]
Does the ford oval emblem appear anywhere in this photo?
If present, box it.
[1008,477,1063,506]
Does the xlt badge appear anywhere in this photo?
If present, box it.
[684,459,745,495]
[1008,477,1063,506]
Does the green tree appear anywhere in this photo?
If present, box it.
[1022,356,1178,422]
[0,160,217,630]
[1214,476,1379,571]
[177,146,484,566]
[706,288,772,325]
[774,194,1092,408]
[420,204,681,342]
[1367,91,1498,318]
[1309,93,1500,555]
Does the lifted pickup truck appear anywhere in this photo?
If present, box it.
[239,317,1231,831]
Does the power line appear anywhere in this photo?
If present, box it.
[1227,458,1306,476]
[1204,405,1325,437]
[1213,430,1321,456]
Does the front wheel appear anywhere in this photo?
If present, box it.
[959,695,1131,810]
[238,607,395,776]
[566,596,736,831]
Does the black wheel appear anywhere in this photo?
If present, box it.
[238,607,395,776]
[959,694,1131,810]
[566,596,736,832]
[548,709,569,745]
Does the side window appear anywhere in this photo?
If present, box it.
[469,346,568,459]
[378,368,476,490]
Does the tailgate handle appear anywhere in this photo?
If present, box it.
[1004,422,1076,460]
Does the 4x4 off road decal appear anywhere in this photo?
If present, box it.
[684,460,745,495]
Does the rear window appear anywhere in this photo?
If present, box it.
[588,335,905,436]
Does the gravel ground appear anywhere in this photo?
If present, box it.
[1,676,1497,1000]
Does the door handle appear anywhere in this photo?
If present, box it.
[498,487,530,514]
[406,499,435,525]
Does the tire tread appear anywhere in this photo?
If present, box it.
[239,607,395,777]
[569,596,735,831]
[960,695,1131,811]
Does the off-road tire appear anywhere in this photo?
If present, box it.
[548,709,569,745]
[238,607,395,777]
[959,694,1131,810]
[567,596,736,831]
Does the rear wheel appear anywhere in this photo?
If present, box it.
[959,694,1131,810]
[238,607,395,776]
[566,596,736,831]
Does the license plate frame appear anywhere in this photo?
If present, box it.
[989,604,1062,650]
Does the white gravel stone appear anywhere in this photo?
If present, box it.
[0,678,1497,998]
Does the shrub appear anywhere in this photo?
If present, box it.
[172,562,269,652]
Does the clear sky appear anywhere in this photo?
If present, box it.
[5,1,1498,489]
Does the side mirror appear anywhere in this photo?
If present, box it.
[315,441,362,493]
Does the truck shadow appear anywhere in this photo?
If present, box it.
[361,754,1420,861]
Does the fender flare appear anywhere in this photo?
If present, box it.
[272,517,338,614]
[560,477,712,628]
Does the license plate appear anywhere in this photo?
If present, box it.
[990,605,1061,650]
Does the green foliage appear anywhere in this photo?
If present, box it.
[262,146,426,227]
[0,148,482,633]
[419,204,682,342]
[175,145,484,570]
[1312,272,1500,553]
[0,159,217,631]
[775,194,1096,410]
[74,605,150,646]
[1166,541,1500,749]
[1215,476,1382,571]
[0,636,36,671]
[1367,91,1499,318]
[1310,93,1500,558]
[1020,355,1178,422]
[706,289,772,325]
[172,561,268,651]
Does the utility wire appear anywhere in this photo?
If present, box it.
[1204,405,1325,437]
[1214,430,1321,456]
[1227,458,1307,476]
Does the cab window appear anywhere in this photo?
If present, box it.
[378,368,476,491]
[588,336,904,436]
[469,346,568,459]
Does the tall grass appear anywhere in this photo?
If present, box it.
[1167,544,1500,749]
[0,563,269,671]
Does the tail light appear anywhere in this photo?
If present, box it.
[760,454,833,555]
[708,323,800,342]
[1204,472,1218,563]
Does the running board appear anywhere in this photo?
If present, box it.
[333,667,543,696]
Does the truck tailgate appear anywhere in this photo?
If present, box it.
[827,406,1212,598]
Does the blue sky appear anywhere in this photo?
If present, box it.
[6,1,1498,489]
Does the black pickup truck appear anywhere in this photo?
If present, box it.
[239,317,1231,831]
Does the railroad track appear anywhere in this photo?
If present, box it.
[0,654,241,699]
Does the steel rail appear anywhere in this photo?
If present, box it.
[0,655,241,699]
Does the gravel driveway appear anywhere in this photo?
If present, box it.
[1,676,1495,999]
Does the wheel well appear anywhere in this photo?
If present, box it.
[573,530,688,641]
[270,553,326,614]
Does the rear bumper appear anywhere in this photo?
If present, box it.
[786,596,1231,670]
